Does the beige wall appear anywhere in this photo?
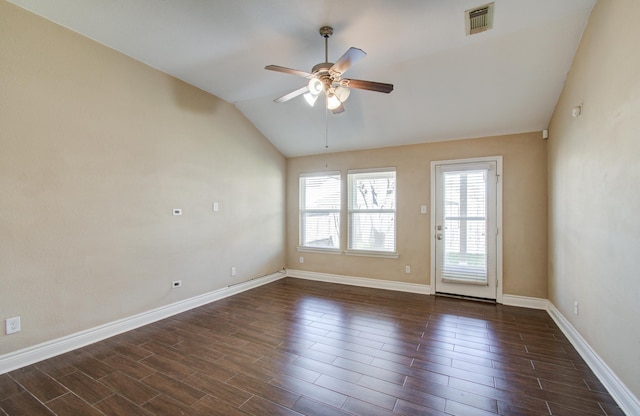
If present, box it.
[12,1,639,401]
[0,2,286,354]
[287,132,547,298]
[548,0,640,398]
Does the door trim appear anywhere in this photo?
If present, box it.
[430,156,503,303]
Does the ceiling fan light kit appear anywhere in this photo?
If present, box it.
[303,92,318,106]
[334,85,350,102]
[308,77,324,96]
[326,93,341,110]
[265,26,393,114]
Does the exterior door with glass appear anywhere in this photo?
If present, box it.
[432,158,501,300]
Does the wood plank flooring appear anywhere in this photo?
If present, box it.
[0,278,624,415]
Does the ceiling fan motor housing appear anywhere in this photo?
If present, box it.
[310,62,334,92]
[311,62,332,74]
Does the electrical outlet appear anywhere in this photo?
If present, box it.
[172,280,182,288]
[574,301,579,315]
[6,316,21,335]
[405,265,411,274]
[231,266,237,276]
[299,256,304,264]
[421,205,427,214]
[213,202,219,212]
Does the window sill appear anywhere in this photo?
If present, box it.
[297,246,342,255]
[344,250,399,259]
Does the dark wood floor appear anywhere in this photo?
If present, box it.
[0,278,624,416]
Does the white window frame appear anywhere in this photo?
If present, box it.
[346,167,398,258]
[298,171,342,253]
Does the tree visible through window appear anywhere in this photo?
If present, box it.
[299,173,341,249]
[348,168,396,253]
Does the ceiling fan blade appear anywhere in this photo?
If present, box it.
[343,78,394,94]
[274,86,309,103]
[330,47,366,75]
[265,65,312,78]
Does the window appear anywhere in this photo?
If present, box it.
[441,168,489,281]
[348,168,396,254]
[299,172,341,250]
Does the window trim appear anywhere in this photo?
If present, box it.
[343,249,399,259]
[347,167,397,256]
[299,171,342,251]
[297,246,342,255]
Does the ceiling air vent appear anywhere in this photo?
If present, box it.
[465,2,494,35]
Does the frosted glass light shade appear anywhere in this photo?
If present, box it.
[308,78,324,95]
[326,93,341,110]
[303,92,318,106]
[334,86,350,102]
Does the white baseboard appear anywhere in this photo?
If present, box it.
[502,294,549,310]
[547,302,640,416]
[286,269,430,294]
[287,271,547,308]
[0,271,286,375]
[2,268,636,415]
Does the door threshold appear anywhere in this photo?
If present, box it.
[435,292,497,304]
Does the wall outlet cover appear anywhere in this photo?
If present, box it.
[6,317,21,335]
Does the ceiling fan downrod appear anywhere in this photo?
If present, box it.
[319,26,333,63]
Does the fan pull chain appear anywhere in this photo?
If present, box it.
[325,97,329,149]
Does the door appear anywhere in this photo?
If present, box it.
[432,158,501,300]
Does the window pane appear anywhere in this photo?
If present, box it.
[442,169,487,281]
[301,212,340,248]
[302,175,341,209]
[348,169,396,252]
[351,172,395,211]
[300,173,341,249]
[350,212,395,251]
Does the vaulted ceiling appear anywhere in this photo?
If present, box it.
[9,0,596,157]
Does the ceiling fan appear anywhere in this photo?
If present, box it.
[265,26,393,114]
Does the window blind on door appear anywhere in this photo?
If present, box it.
[441,169,488,283]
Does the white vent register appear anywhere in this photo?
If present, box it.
[465,3,494,35]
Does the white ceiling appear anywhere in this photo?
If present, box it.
[9,0,596,157]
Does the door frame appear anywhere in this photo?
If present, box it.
[429,156,503,303]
